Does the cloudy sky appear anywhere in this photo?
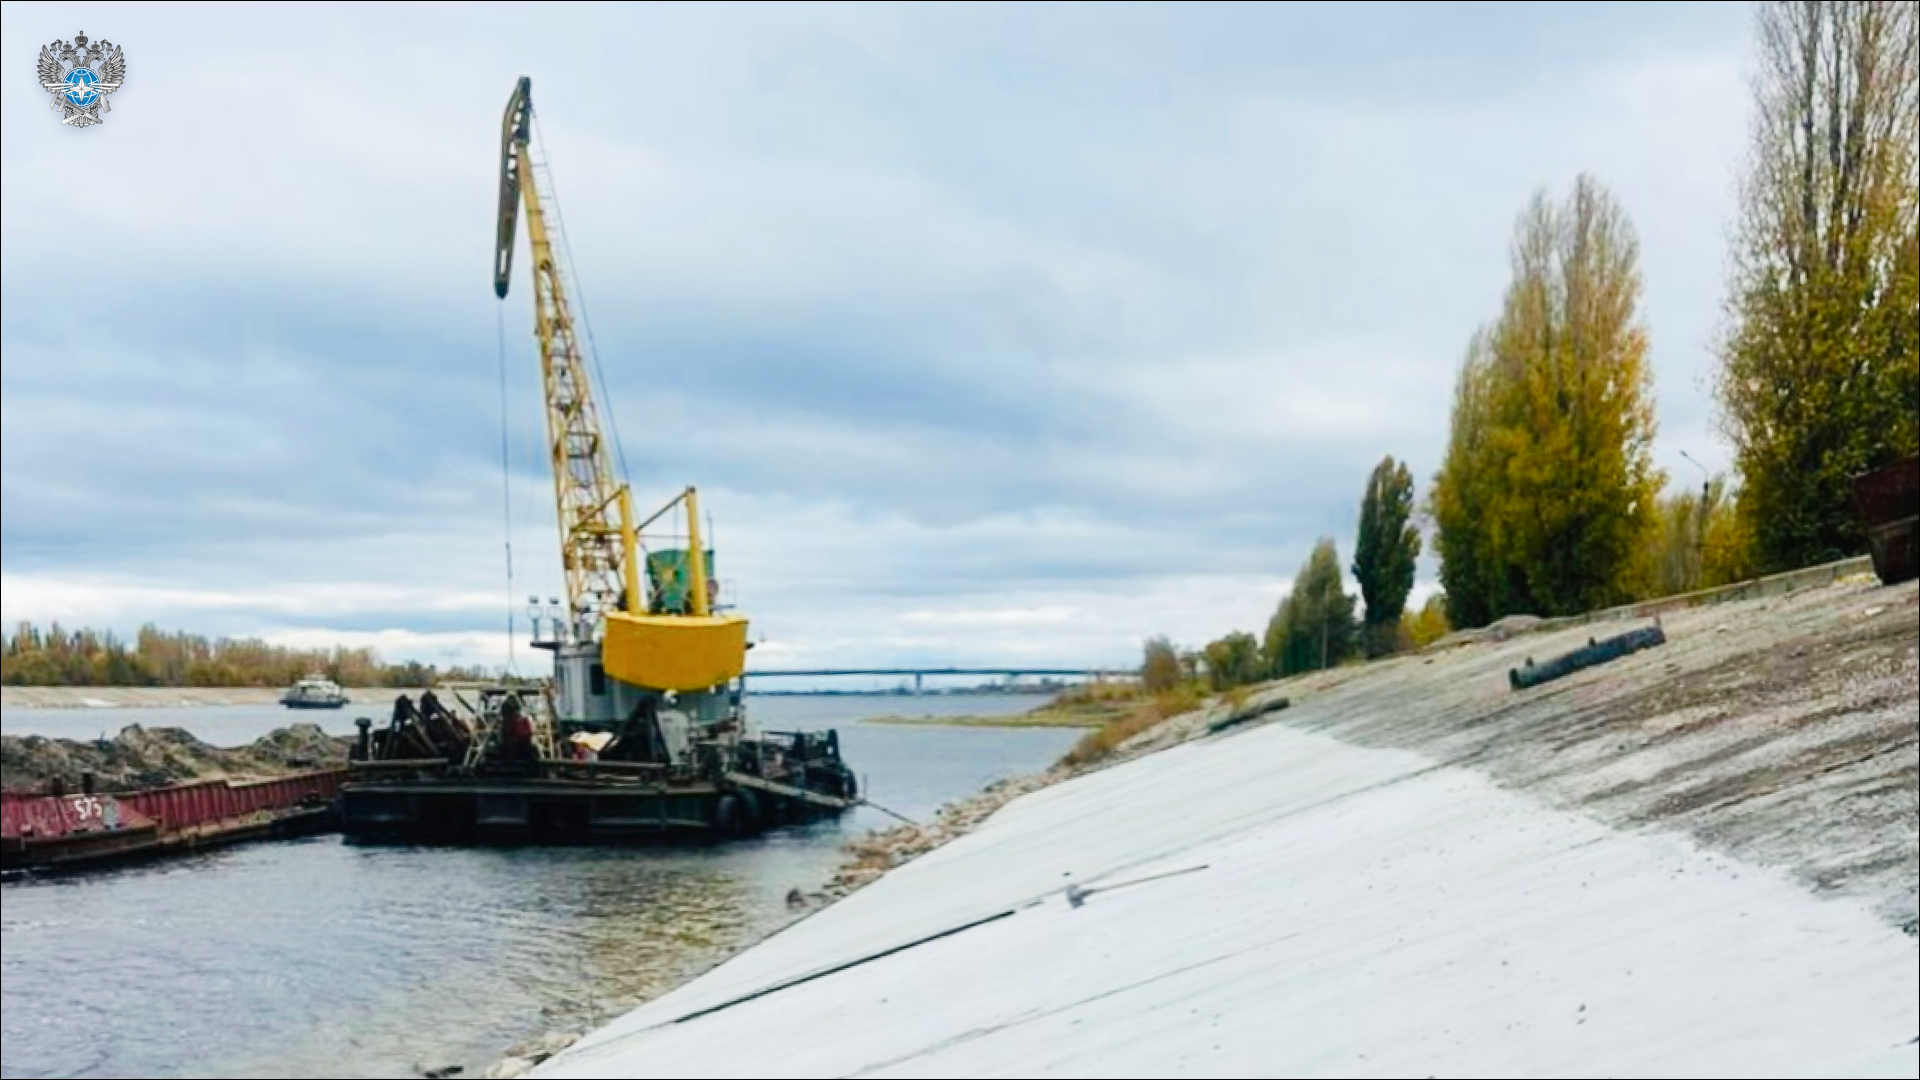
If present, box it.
[1,2,1756,681]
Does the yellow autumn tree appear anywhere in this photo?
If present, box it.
[1432,176,1662,622]
[1638,474,1756,598]
[1401,593,1452,650]
[1432,331,1521,628]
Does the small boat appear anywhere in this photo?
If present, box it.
[281,673,348,710]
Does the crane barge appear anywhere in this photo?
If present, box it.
[336,77,859,842]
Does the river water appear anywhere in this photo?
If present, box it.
[0,695,1077,1080]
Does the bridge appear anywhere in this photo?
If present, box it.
[743,667,1137,694]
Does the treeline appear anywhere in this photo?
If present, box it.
[1437,0,1913,623]
[1152,1,1916,695]
[0,622,490,688]
[1146,455,1447,695]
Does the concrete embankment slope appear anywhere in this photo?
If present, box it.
[536,576,1919,1079]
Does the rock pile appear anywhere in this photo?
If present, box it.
[0,723,351,791]
[825,771,1067,898]
[479,1030,583,1078]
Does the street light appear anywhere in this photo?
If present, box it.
[1678,451,1713,588]
[1678,450,1711,498]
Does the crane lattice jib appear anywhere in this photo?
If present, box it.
[494,77,641,638]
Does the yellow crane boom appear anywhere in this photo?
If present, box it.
[493,76,641,635]
[491,76,747,699]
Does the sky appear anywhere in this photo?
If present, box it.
[1,2,1759,683]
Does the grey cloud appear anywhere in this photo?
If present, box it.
[2,2,1754,666]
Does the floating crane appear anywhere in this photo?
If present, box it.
[334,78,858,843]
[493,75,747,711]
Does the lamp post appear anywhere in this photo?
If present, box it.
[1679,451,1712,588]
[1678,450,1711,497]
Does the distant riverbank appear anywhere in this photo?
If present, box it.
[866,712,1099,728]
[863,702,1120,729]
[0,685,1078,711]
[864,683,1145,731]
[0,686,400,710]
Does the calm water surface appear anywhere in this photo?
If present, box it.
[0,694,1076,1079]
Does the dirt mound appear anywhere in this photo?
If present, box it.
[0,723,351,792]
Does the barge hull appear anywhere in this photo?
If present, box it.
[339,776,853,843]
[3,805,336,873]
[1,770,347,874]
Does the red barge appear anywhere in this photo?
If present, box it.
[0,769,347,874]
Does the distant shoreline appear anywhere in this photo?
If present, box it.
[863,711,1102,729]
[0,686,400,710]
[745,689,1063,698]
[0,685,1066,710]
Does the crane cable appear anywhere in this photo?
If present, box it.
[497,302,519,676]
[530,108,635,490]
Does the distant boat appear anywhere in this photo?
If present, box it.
[281,673,348,710]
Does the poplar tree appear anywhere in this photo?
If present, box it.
[1716,0,1919,572]
[1263,539,1357,675]
[1431,176,1661,623]
[1351,455,1422,656]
